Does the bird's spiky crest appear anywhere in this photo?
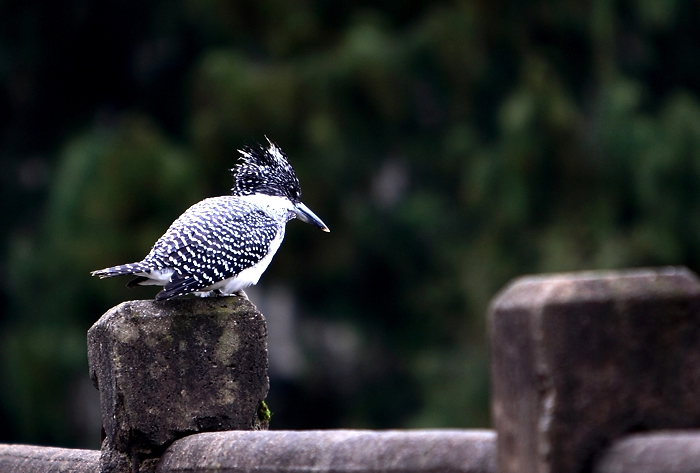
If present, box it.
[231,138,302,202]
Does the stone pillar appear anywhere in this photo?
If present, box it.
[88,297,269,473]
[489,267,700,473]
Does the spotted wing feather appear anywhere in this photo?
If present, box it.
[92,196,280,300]
[144,197,279,300]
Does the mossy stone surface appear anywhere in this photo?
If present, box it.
[88,297,268,472]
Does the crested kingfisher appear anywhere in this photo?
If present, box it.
[91,138,329,301]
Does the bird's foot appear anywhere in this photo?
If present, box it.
[196,289,248,299]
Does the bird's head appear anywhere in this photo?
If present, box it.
[232,138,330,232]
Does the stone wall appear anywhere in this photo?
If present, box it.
[3,267,700,472]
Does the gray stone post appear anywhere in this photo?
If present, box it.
[489,267,700,473]
[0,445,99,473]
[156,430,496,473]
[87,297,269,473]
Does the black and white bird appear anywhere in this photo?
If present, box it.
[91,139,329,301]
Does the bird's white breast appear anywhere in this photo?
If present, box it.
[202,226,286,295]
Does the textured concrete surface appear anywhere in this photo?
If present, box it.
[88,296,269,473]
[7,429,700,473]
[156,429,496,473]
[490,267,700,473]
[594,431,700,473]
[0,444,99,473]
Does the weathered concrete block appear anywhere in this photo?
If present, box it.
[88,297,269,473]
[0,444,99,473]
[156,430,496,473]
[489,267,700,473]
[594,431,700,473]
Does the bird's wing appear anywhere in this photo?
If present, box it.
[91,198,228,278]
[144,198,229,263]
[151,199,280,300]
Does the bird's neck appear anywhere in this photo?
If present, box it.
[236,194,295,221]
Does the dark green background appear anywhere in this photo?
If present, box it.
[1,0,699,448]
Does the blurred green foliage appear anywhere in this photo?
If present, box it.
[1,0,700,448]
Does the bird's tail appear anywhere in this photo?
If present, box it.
[91,263,143,279]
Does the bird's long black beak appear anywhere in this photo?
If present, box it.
[294,202,330,232]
